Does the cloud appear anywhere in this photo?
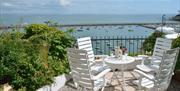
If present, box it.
[1,0,177,14]
[59,0,71,7]
[1,2,14,7]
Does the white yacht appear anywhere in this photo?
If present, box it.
[156,26,176,34]
[165,33,180,39]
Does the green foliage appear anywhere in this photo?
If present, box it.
[0,24,75,90]
[172,36,180,70]
[24,24,75,61]
[128,52,144,56]
[142,31,165,53]
[128,29,134,32]
[0,32,54,90]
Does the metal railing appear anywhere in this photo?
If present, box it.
[91,36,147,56]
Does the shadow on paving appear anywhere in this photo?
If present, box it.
[58,71,180,91]
[167,79,180,91]
[58,79,116,91]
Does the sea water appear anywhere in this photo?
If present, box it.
[0,14,176,25]
[0,14,176,54]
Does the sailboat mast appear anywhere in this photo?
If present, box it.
[179,0,180,14]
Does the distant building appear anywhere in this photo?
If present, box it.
[173,10,180,21]
[173,14,180,21]
[156,26,176,34]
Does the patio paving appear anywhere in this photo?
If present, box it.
[58,71,180,91]
[58,71,140,91]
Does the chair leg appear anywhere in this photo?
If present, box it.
[101,76,109,91]
[101,77,107,91]
[138,77,142,91]
[83,87,87,91]
[109,70,114,85]
[74,82,78,88]
[78,86,83,91]
[101,87,105,91]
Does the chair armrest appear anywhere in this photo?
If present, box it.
[136,55,151,65]
[94,55,109,66]
[89,61,96,67]
[95,55,109,58]
[136,65,155,73]
[147,56,152,60]
[134,69,155,80]
[92,68,111,80]
[94,55,107,61]
[137,55,150,59]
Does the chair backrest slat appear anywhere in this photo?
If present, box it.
[78,40,92,46]
[153,52,164,57]
[151,38,172,64]
[78,44,93,50]
[153,38,172,55]
[76,82,93,89]
[70,63,89,70]
[67,48,94,89]
[156,48,179,90]
[77,37,94,62]
[153,48,165,54]
[155,40,172,47]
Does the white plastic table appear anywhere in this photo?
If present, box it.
[105,56,135,91]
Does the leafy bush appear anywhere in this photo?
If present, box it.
[143,31,165,53]
[23,24,75,76]
[0,24,75,90]
[0,32,54,90]
[172,36,180,70]
[23,24,75,62]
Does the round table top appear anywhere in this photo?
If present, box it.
[105,55,135,65]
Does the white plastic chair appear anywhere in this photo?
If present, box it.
[136,38,172,73]
[67,48,111,91]
[77,37,95,62]
[134,48,180,91]
[77,37,108,74]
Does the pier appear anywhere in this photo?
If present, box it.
[0,22,179,30]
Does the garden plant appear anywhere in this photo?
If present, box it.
[0,24,75,91]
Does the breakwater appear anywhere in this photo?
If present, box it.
[0,22,179,30]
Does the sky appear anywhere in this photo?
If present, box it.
[0,0,180,15]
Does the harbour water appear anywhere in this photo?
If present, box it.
[1,14,171,37]
[66,25,154,38]
[63,25,152,54]
[0,14,176,25]
[0,14,177,54]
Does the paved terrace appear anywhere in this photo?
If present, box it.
[58,59,180,91]
[58,71,180,91]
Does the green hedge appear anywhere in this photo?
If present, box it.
[172,37,180,70]
[0,24,75,90]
